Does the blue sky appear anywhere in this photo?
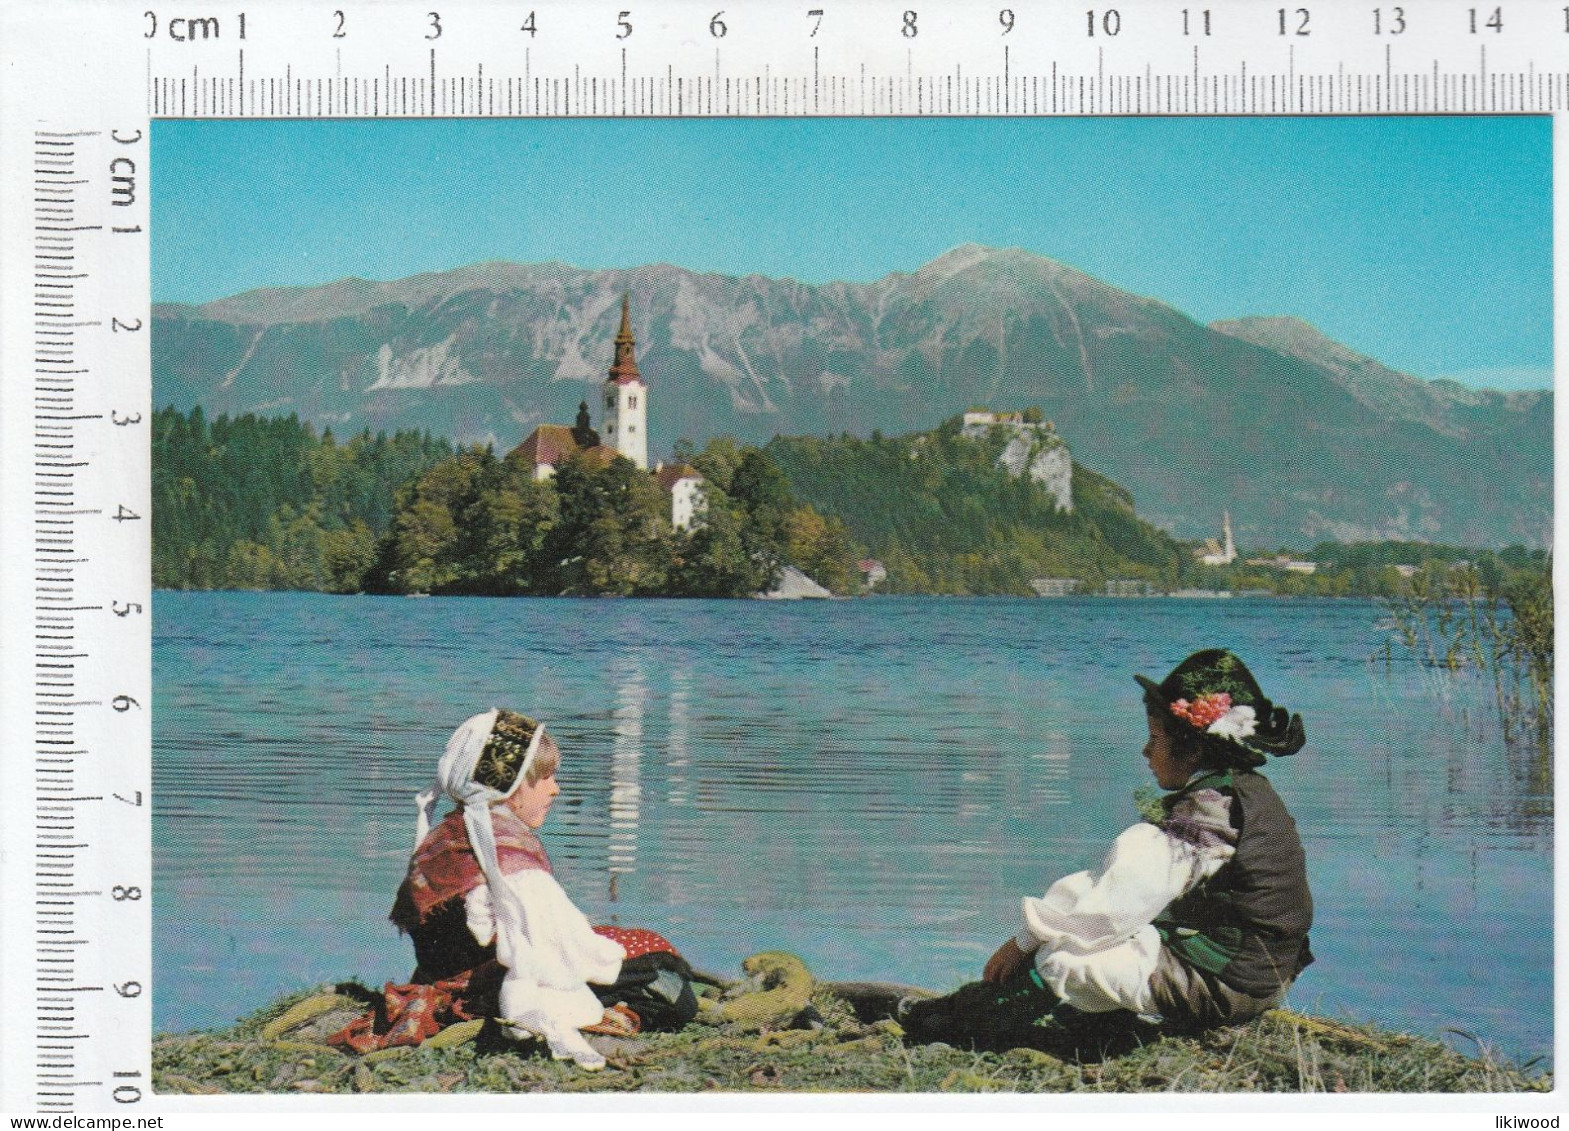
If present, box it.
[152,116,1552,390]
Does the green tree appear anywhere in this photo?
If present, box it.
[690,435,746,494]
[381,448,492,593]
[547,455,672,596]
[670,492,764,597]
[460,463,559,595]
[729,450,793,590]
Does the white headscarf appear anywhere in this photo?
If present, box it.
[413,708,543,969]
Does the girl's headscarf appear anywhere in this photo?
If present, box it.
[413,708,544,968]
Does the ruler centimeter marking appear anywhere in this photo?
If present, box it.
[20,108,152,1114]
[134,2,1568,119]
[149,50,1569,117]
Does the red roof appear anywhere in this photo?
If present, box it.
[508,424,580,469]
[655,463,703,492]
[576,444,622,469]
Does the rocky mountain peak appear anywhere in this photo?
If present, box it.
[151,251,1550,547]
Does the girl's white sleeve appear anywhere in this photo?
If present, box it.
[1014,820,1233,957]
[462,874,625,1068]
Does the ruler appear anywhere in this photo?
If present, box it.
[3,5,153,1115]
[0,0,1562,1116]
[139,1,1568,117]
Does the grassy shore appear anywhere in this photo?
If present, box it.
[153,969,1549,1096]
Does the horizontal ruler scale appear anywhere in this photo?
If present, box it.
[149,49,1569,117]
[136,1,1569,116]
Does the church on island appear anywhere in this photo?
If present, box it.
[508,295,706,532]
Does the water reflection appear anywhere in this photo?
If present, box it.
[606,655,647,894]
[1364,655,1553,839]
[666,667,692,808]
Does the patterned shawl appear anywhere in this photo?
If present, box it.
[390,806,552,933]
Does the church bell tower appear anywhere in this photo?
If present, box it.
[602,294,649,470]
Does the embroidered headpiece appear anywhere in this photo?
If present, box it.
[411,708,551,972]
[472,709,543,795]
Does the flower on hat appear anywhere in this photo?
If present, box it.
[1170,692,1233,729]
[1171,692,1258,743]
[1206,704,1258,742]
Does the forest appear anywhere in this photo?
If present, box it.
[151,406,1547,602]
[151,407,453,592]
[765,418,1186,594]
[150,407,855,598]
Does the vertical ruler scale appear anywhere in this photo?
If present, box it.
[2,5,151,1115]
[32,130,99,1115]
[27,127,153,1116]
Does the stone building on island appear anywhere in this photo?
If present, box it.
[509,295,706,530]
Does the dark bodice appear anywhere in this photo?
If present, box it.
[407,895,496,983]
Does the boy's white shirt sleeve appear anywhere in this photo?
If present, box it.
[1015,819,1234,1014]
[463,872,626,1057]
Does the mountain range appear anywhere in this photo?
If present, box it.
[152,245,1551,547]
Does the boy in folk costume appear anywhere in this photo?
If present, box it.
[902,649,1313,1047]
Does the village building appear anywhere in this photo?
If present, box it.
[1243,553,1319,575]
[1029,577,1083,597]
[1105,579,1157,597]
[654,462,707,531]
[509,295,703,530]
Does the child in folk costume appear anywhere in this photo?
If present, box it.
[901,649,1312,1048]
[335,708,696,1069]
[389,708,626,1068]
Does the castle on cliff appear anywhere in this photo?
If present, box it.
[960,409,1073,513]
[510,296,705,530]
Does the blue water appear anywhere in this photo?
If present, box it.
[152,591,1552,1063]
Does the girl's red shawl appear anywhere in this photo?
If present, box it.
[390,807,552,932]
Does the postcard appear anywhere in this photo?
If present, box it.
[0,1,1559,1121]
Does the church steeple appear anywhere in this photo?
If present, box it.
[607,293,642,385]
[601,293,649,470]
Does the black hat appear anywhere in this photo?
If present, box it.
[1136,649,1305,767]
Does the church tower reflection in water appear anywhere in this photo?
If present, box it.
[605,657,646,898]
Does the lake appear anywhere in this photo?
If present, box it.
[152,590,1552,1064]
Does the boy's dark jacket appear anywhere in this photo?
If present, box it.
[1156,768,1314,996]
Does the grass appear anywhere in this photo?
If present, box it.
[152,976,1551,1096]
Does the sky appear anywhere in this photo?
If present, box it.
[152,116,1553,390]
